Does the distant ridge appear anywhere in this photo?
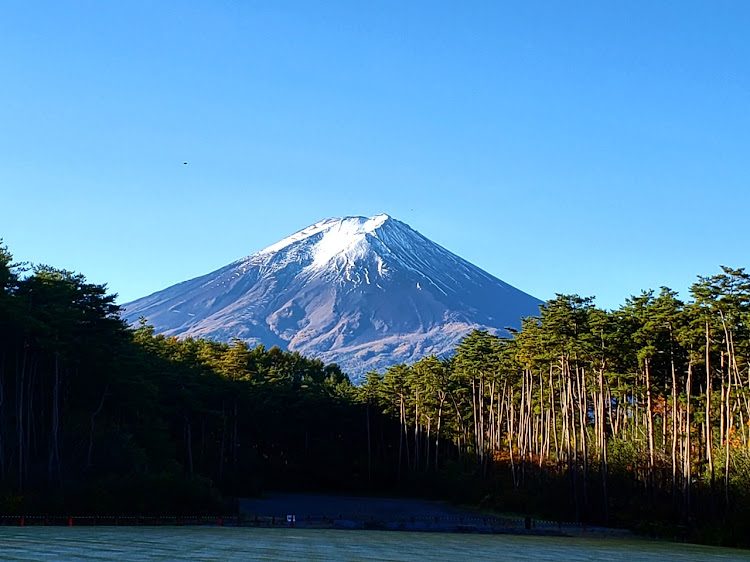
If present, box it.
[123,214,542,380]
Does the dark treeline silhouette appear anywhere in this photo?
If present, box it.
[0,240,382,515]
[364,275,750,547]
[2,239,750,546]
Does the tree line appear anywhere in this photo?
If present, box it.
[0,240,372,515]
[2,238,750,545]
[361,269,750,545]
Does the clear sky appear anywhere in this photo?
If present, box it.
[2,1,749,311]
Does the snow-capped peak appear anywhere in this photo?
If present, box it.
[257,214,393,259]
[310,214,391,267]
[123,213,542,380]
[362,213,391,231]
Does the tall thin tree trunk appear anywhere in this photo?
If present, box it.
[185,413,194,480]
[49,352,61,485]
[17,346,28,492]
[670,329,679,500]
[577,366,588,517]
[397,397,404,480]
[232,399,238,510]
[366,402,372,483]
[413,390,419,471]
[87,384,109,469]
[0,350,5,480]
[724,362,732,511]
[471,377,479,465]
[200,419,205,474]
[425,415,431,472]
[435,399,443,470]
[645,359,656,496]
[683,361,692,517]
[550,367,560,468]
[706,319,715,490]
[402,397,411,470]
[218,402,226,483]
[599,356,608,524]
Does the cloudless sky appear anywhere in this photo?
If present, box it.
[2,1,749,311]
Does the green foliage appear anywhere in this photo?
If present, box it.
[0,242,368,514]
[4,239,750,547]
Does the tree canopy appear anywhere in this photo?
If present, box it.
[2,239,750,546]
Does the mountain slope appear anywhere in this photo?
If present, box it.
[122,214,541,379]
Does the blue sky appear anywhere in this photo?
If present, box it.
[2,1,749,311]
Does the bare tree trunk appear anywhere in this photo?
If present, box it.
[185,413,194,480]
[218,402,226,483]
[497,381,507,452]
[0,350,5,480]
[488,379,496,463]
[576,365,588,520]
[670,333,679,500]
[507,390,517,487]
[550,367,560,468]
[435,394,445,470]
[17,346,28,492]
[366,402,372,482]
[705,320,714,489]
[49,352,61,485]
[540,371,546,463]
[599,358,608,524]
[232,400,238,509]
[645,359,656,495]
[398,397,405,480]
[721,318,737,513]
[471,377,479,465]
[402,397,411,470]
[86,384,109,469]
[414,390,420,472]
[567,362,580,524]
[683,361,692,517]
[200,418,206,474]
[724,357,732,511]
[720,378,725,461]
[425,415,431,472]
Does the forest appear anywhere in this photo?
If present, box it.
[1,239,749,547]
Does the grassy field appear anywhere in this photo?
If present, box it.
[1,527,748,561]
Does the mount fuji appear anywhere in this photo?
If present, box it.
[122,214,542,380]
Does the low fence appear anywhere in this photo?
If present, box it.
[1,515,240,527]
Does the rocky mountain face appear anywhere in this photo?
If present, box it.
[122,214,542,381]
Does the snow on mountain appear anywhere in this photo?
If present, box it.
[122,214,542,381]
